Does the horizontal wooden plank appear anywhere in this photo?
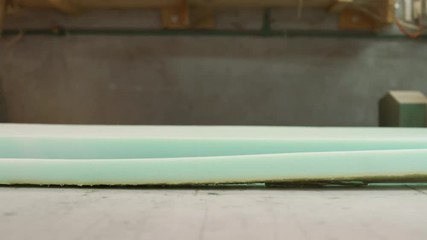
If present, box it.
[13,0,337,9]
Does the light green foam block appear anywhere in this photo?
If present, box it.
[1,124,427,185]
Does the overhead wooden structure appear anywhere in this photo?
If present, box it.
[2,0,394,30]
[9,0,391,9]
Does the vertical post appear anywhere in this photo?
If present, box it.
[261,8,272,36]
[0,0,6,37]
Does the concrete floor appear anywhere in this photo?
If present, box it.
[1,186,427,240]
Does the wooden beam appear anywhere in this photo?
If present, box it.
[48,0,80,14]
[189,7,215,29]
[382,0,395,23]
[338,0,395,31]
[329,0,353,12]
[13,0,336,9]
[161,0,215,29]
[161,0,189,29]
[339,9,376,30]
[187,0,335,8]
[11,0,394,30]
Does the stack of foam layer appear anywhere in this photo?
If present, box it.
[0,124,427,186]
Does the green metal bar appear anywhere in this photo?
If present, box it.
[261,8,273,36]
[2,28,427,40]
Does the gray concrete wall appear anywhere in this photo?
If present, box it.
[1,10,426,126]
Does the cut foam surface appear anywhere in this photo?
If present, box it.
[1,124,427,185]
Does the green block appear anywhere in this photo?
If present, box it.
[379,91,427,127]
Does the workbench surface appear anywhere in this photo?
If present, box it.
[1,186,427,240]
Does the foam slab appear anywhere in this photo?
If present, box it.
[1,124,427,185]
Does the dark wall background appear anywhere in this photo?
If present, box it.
[1,10,426,126]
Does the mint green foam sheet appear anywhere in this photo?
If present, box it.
[1,124,427,185]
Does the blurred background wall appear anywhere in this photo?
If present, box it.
[0,9,426,126]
